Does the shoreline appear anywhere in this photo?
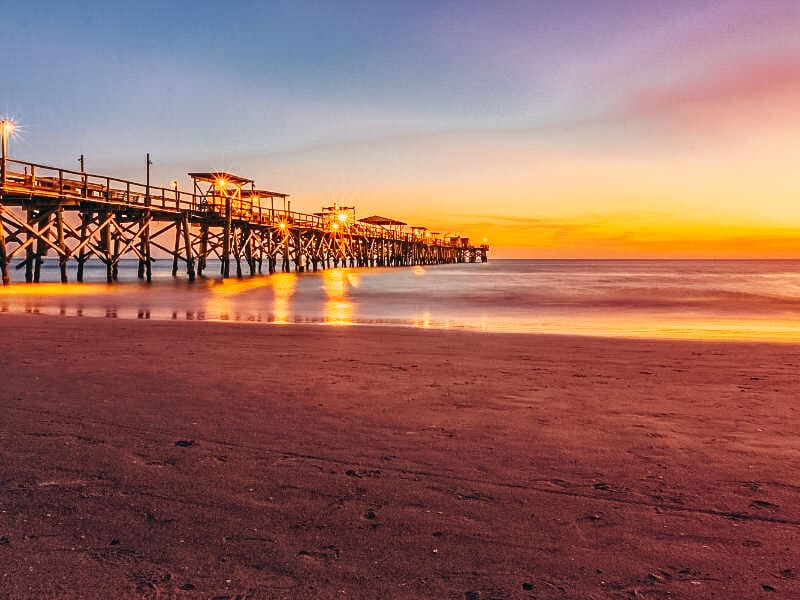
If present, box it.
[5,258,800,344]
[0,315,798,598]
[4,310,800,345]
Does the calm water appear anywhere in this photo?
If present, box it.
[3,259,800,341]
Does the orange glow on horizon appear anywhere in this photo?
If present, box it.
[333,124,800,259]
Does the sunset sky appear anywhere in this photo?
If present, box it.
[4,1,800,257]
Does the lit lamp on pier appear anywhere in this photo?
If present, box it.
[0,118,17,185]
[319,204,355,232]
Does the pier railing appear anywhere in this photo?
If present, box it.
[0,157,482,248]
[1,158,198,212]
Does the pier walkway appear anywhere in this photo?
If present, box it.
[0,157,488,284]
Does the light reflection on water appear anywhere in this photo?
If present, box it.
[272,273,297,324]
[322,269,358,325]
[4,259,800,341]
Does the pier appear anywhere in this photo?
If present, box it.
[0,154,489,285]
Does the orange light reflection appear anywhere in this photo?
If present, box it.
[271,272,297,323]
[321,269,352,325]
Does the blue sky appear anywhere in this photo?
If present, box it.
[3,1,800,256]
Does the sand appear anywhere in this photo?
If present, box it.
[0,314,798,599]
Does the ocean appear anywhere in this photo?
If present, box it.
[3,259,800,341]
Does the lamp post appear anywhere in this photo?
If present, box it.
[0,118,15,285]
[145,153,152,206]
[0,119,16,186]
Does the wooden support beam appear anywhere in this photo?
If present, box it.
[293,230,303,272]
[111,215,122,281]
[0,202,10,285]
[182,211,195,282]
[257,230,264,274]
[244,226,254,276]
[234,227,243,278]
[56,204,68,283]
[25,207,35,283]
[222,197,231,278]
[33,211,45,282]
[76,212,90,282]
[198,224,209,276]
[283,231,291,272]
[172,216,181,277]
[104,210,113,283]
[63,215,106,264]
[267,229,275,274]
[144,210,152,283]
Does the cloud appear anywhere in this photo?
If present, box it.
[620,54,800,131]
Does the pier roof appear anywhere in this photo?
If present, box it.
[187,172,253,186]
[359,215,407,226]
[242,188,289,199]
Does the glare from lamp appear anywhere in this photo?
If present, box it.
[0,119,16,139]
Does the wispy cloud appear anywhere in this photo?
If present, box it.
[619,54,800,132]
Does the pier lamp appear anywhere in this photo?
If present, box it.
[332,222,339,231]
[279,222,287,230]
[0,119,15,156]
[216,177,227,189]
[338,212,348,223]
[0,118,16,185]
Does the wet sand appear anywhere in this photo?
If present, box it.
[0,314,798,599]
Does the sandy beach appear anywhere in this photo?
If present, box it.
[0,314,798,599]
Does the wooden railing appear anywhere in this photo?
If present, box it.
[1,158,198,212]
[0,157,473,247]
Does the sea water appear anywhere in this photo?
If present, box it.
[3,259,800,341]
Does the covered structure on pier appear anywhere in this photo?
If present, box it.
[188,171,253,216]
[359,215,406,235]
[410,225,429,240]
[240,188,290,224]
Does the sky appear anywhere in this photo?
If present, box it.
[2,0,800,258]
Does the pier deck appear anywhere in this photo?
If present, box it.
[0,157,488,284]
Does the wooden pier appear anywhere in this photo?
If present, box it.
[0,157,489,284]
